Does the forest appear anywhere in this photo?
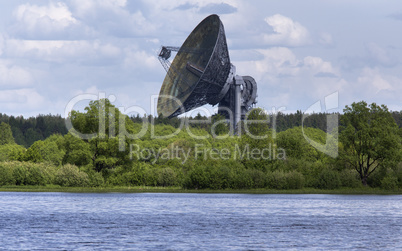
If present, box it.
[0,99,401,191]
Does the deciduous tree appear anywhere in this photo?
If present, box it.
[340,101,401,185]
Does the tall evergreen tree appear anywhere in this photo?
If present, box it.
[0,122,15,145]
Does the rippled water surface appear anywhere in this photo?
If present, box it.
[0,192,401,250]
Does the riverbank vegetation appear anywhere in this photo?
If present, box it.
[0,100,401,192]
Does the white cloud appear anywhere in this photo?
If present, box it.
[72,85,101,97]
[6,39,121,64]
[123,48,160,71]
[235,47,338,81]
[11,2,84,39]
[366,43,397,67]
[303,56,338,77]
[71,0,127,14]
[0,88,46,115]
[0,60,33,89]
[263,14,310,47]
[69,0,155,37]
[233,47,299,81]
[357,67,393,93]
[14,2,77,24]
[256,47,300,78]
[199,3,237,14]
[0,34,4,56]
[232,46,345,110]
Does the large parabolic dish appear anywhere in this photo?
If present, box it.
[157,14,231,118]
[157,14,257,128]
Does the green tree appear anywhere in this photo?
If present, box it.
[0,144,25,161]
[23,140,65,165]
[276,127,328,162]
[0,122,15,145]
[63,133,92,166]
[239,108,274,170]
[23,141,44,163]
[69,99,135,171]
[340,101,401,186]
[211,113,229,136]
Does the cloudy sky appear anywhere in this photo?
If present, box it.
[0,0,401,118]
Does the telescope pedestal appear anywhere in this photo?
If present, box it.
[218,75,257,133]
[234,76,243,131]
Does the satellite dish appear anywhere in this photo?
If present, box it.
[157,14,257,128]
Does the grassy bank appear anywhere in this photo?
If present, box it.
[0,185,400,195]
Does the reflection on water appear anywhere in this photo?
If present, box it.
[0,193,401,250]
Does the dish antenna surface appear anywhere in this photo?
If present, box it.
[157,14,257,128]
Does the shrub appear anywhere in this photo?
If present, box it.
[143,168,159,186]
[0,164,16,186]
[157,167,177,187]
[246,169,266,188]
[397,163,402,188]
[55,164,89,187]
[267,170,288,189]
[339,169,361,188]
[208,165,232,190]
[381,176,398,190]
[367,166,388,188]
[286,171,305,189]
[231,168,252,189]
[26,165,47,185]
[120,171,141,186]
[265,170,304,189]
[87,170,105,187]
[13,165,28,185]
[315,168,341,189]
[183,166,211,189]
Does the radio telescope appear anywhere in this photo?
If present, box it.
[157,14,257,128]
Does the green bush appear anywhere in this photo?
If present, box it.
[231,168,252,189]
[157,167,177,187]
[13,165,28,185]
[397,163,402,188]
[0,164,16,186]
[339,169,361,188]
[246,169,266,188]
[265,170,304,189]
[315,168,341,189]
[143,168,159,186]
[54,164,89,187]
[286,171,305,189]
[208,165,232,189]
[266,170,288,189]
[381,176,398,190]
[122,171,142,186]
[87,170,105,187]
[26,165,47,185]
[0,161,56,186]
[367,166,388,188]
[183,166,210,189]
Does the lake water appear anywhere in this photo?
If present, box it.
[0,192,401,250]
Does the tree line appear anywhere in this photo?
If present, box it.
[2,110,402,148]
[0,114,68,148]
[0,100,401,190]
